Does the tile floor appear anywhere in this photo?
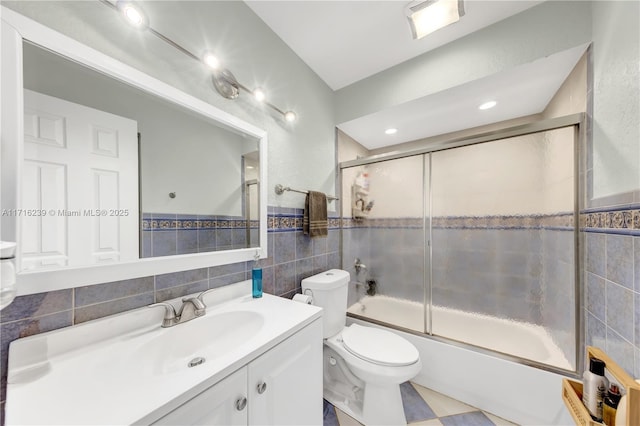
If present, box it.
[323,382,519,426]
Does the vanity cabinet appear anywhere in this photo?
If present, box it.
[153,318,322,426]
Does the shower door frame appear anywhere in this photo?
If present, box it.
[339,113,585,377]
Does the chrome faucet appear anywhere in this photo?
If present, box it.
[149,296,206,328]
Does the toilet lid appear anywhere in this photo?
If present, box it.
[341,324,419,367]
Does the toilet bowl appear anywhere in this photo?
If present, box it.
[302,270,421,426]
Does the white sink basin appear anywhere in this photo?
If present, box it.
[141,310,265,375]
[6,281,323,425]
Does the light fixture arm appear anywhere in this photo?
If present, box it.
[99,0,296,122]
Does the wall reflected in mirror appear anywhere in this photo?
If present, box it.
[21,41,260,270]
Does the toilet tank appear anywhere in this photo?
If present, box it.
[301,269,350,338]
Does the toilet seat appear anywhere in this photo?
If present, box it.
[341,324,419,367]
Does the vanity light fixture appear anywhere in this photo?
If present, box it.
[203,52,221,70]
[405,0,465,40]
[385,128,398,135]
[284,111,297,122]
[116,1,148,29]
[100,0,297,123]
[478,100,497,110]
[253,88,266,103]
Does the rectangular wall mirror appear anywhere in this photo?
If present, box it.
[1,8,268,295]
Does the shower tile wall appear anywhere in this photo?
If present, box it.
[583,205,640,377]
[0,206,339,416]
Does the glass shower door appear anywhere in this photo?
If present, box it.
[430,127,576,370]
[342,155,427,333]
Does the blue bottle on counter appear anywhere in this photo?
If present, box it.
[252,252,262,298]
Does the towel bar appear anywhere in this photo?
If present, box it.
[274,184,339,202]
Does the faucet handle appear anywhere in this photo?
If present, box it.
[181,296,206,316]
[148,302,177,327]
[196,288,217,304]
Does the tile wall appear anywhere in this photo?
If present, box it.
[141,213,259,257]
[343,214,577,366]
[0,206,339,423]
[583,204,640,377]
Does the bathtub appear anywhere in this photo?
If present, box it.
[347,295,576,425]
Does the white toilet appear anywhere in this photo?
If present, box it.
[302,269,421,426]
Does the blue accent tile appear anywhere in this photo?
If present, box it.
[313,254,329,275]
[635,291,640,351]
[586,312,607,349]
[74,293,154,324]
[209,272,246,289]
[635,236,640,292]
[209,262,246,278]
[586,272,605,321]
[75,277,153,306]
[296,258,314,286]
[142,231,151,258]
[606,234,634,289]
[274,232,296,263]
[0,290,72,323]
[296,231,313,259]
[156,269,208,290]
[606,327,634,376]
[152,230,177,257]
[313,235,328,256]
[605,281,634,342]
[400,382,436,422]
[275,261,296,296]
[261,266,274,295]
[440,411,495,426]
[586,233,605,276]
[216,229,233,248]
[177,230,198,254]
[322,400,339,426]
[156,280,208,302]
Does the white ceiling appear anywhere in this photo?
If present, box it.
[246,0,585,150]
[338,44,588,149]
[245,0,544,90]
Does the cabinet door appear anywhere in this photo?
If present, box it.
[153,367,248,426]
[248,319,323,426]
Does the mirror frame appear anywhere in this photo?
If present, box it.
[0,7,268,296]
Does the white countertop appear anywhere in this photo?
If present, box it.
[5,281,322,425]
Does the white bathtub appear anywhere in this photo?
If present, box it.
[348,295,573,370]
[347,295,576,425]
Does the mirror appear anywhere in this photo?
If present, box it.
[22,42,260,268]
[1,9,267,295]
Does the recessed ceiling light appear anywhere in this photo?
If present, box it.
[385,128,398,135]
[405,0,465,40]
[478,101,497,110]
[203,52,220,70]
[246,166,255,170]
[253,88,266,102]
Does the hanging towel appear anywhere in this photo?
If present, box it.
[303,191,328,237]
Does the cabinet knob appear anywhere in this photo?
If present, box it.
[257,381,267,394]
[235,396,247,411]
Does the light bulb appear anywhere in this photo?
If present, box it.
[253,88,266,102]
[203,53,220,70]
[284,111,297,122]
[116,1,148,29]
[478,101,497,110]
[385,128,398,135]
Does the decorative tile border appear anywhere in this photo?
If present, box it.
[342,213,574,230]
[267,214,341,232]
[580,207,640,235]
[142,214,255,231]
